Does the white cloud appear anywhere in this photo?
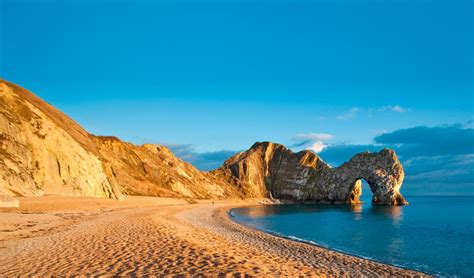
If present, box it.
[293,133,333,141]
[336,107,360,120]
[291,133,333,153]
[378,105,408,113]
[338,105,408,120]
[308,141,329,153]
[392,105,406,113]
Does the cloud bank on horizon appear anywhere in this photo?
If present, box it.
[318,123,474,195]
[170,123,474,196]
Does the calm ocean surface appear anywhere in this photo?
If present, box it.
[231,195,474,277]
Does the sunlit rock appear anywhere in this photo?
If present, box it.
[0,191,19,208]
[0,80,124,201]
[213,142,408,206]
[0,79,407,206]
[0,80,240,203]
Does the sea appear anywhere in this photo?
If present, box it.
[230,195,474,277]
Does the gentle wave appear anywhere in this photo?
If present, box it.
[229,207,442,277]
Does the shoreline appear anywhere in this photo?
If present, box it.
[0,196,428,276]
[226,205,431,276]
[180,202,427,276]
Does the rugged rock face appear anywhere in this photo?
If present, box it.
[211,142,330,199]
[0,80,240,207]
[0,80,123,206]
[213,142,408,205]
[0,79,407,207]
[94,136,239,199]
[322,149,407,205]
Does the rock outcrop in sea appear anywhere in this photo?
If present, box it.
[0,79,408,206]
[213,142,408,205]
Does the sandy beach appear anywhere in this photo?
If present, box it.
[0,196,427,276]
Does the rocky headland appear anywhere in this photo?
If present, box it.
[0,79,407,207]
[214,142,407,205]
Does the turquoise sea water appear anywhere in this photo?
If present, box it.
[231,196,474,277]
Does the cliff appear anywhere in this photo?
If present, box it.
[213,142,408,205]
[0,80,407,207]
[0,80,240,207]
[0,80,123,204]
[94,136,239,199]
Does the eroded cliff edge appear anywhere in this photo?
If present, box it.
[212,142,408,205]
[0,80,124,203]
[0,80,240,206]
[0,80,407,207]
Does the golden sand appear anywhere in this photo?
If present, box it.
[0,196,426,276]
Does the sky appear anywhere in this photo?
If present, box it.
[1,0,473,195]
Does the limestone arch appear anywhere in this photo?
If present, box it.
[347,177,380,204]
[347,174,407,205]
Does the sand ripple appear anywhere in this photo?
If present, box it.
[0,197,427,276]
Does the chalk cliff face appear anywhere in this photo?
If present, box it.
[213,142,408,205]
[0,80,407,207]
[0,80,123,204]
[0,80,240,207]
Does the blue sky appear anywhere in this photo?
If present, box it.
[1,0,473,194]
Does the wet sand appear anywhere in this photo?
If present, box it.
[0,196,427,276]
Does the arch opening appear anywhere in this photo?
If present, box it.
[347,178,377,204]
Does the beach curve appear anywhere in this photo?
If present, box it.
[0,196,427,276]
